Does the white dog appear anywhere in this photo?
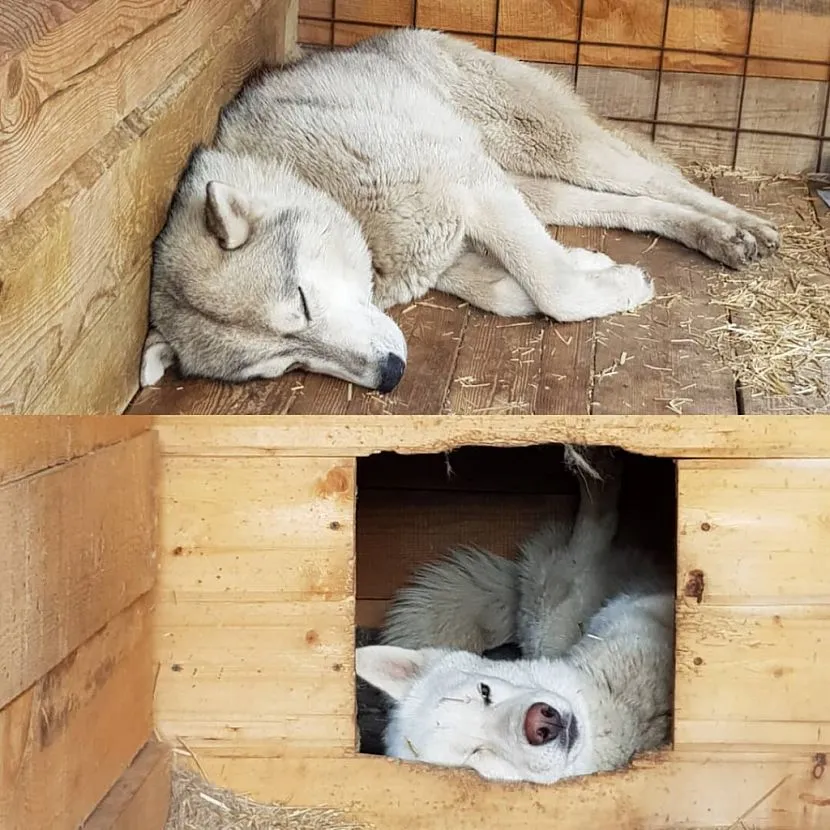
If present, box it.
[143,29,779,391]
[357,448,675,783]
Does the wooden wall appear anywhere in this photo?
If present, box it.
[153,430,357,760]
[0,417,169,829]
[0,0,298,415]
[298,0,830,173]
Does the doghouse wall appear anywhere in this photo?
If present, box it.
[148,416,830,828]
[0,0,298,415]
[0,416,169,829]
[299,0,830,173]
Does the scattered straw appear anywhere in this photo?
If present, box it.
[167,766,370,830]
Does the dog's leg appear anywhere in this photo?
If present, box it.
[515,176,770,270]
[517,447,623,659]
[553,129,780,265]
[463,186,653,322]
[439,42,779,265]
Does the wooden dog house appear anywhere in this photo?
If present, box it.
[3,415,829,828]
[1,1,829,417]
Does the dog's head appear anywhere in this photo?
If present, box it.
[356,645,638,784]
[144,148,407,391]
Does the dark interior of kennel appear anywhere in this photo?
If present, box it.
[353,445,677,754]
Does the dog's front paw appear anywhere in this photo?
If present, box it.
[568,247,616,271]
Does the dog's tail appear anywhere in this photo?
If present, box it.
[382,547,519,653]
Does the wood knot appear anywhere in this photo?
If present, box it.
[700,522,711,532]
[684,569,705,604]
[814,753,826,779]
[172,546,184,556]
[305,630,319,646]
[7,60,22,97]
[329,521,341,531]
[693,656,703,666]
[315,467,351,499]
[332,663,343,672]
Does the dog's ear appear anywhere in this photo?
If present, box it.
[204,180,256,250]
[355,645,431,701]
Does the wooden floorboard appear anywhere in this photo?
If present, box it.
[126,178,823,416]
[712,176,830,414]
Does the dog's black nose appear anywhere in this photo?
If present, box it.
[377,353,405,393]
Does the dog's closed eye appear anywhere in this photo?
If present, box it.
[478,683,492,706]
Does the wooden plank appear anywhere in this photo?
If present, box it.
[288,293,469,415]
[151,415,830,458]
[711,176,830,411]
[357,444,573,493]
[734,134,820,175]
[26,254,152,414]
[82,739,171,830]
[591,181,739,415]
[533,227,600,415]
[0,415,150,486]
[740,77,827,137]
[444,309,546,415]
[154,598,355,753]
[656,71,742,129]
[357,489,574,599]
[497,0,579,40]
[415,0,497,34]
[750,0,830,64]
[0,0,266,223]
[0,0,285,414]
[186,750,830,830]
[581,0,667,47]
[674,603,830,750]
[159,455,355,597]
[664,0,751,57]
[678,459,830,604]
[0,432,157,709]
[335,0,414,27]
[675,458,830,751]
[0,0,97,62]
[155,454,356,755]
[0,595,155,830]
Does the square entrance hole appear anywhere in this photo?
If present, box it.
[353,443,677,762]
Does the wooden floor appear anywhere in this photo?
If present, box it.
[128,175,830,416]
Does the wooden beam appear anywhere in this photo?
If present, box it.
[0,432,157,708]
[183,750,830,830]
[152,416,830,459]
[82,739,171,830]
[0,415,150,487]
[0,595,155,830]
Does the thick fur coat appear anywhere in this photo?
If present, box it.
[143,30,779,390]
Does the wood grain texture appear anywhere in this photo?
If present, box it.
[82,739,171,830]
[0,432,157,709]
[357,489,574,599]
[0,594,155,830]
[675,459,830,751]
[0,0,288,414]
[184,750,830,829]
[154,454,356,755]
[678,459,830,604]
[152,416,830,458]
[0,415,150,486]
[592,206,739,415]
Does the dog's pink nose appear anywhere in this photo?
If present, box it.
[524,702,563,746]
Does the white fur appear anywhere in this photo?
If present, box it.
[359,447,675,784]
[147,30,779,388]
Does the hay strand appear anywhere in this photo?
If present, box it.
[167,766,371,830]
